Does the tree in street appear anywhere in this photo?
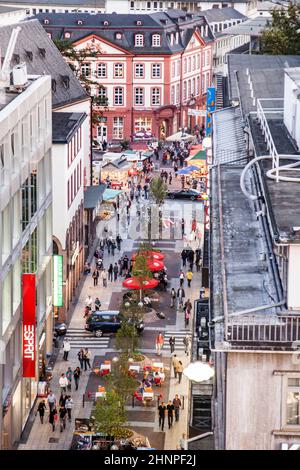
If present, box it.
[93,390,127,436]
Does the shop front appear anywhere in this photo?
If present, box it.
[153,105,179,139]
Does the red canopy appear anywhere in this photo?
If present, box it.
[122,277,159,290]
[132,251,165,261]
[147,260,165,272]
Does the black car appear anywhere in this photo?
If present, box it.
[85,310,144,337]
[54,322,67,336]
[166,189,202,201]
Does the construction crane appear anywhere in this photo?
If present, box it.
[0,26,21,88]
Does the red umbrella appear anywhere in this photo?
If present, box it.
[147,260,165,272]
[122,277,159,290]
[132,251,165,261]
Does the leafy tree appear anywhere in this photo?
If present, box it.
[93,390,126,436]
[260,3,300,55]
[115,322,140,355]
[150,176,168,206]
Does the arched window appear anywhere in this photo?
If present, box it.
[152,34,161,47]
[135,34,144,47]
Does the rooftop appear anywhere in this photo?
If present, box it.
[52,112,87,143]
[0,19,87,108]
[221,16,270,37]
[0,0,105,5]
[84,184,106,210]
[0,75,38,112]
[202,7,246,24]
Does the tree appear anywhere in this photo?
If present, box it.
[132,252,153,302]
[260,3,300,55]
[150,176,168,206]
[115,322,140,355]
[93,390,126,436]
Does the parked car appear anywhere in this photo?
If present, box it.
[85,310,144,337]
[166,189,202,201]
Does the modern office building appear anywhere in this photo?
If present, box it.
[0,50,53,447]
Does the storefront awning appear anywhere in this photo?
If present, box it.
[103,189,123,201]
[84,184,106,210]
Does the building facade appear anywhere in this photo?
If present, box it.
[52,112,86,320]
[0,74,53,449]
[39,11,214,141]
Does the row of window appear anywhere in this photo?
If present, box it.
[67,126,82,167]
[82,62,162,80]
[171,51,210,78]
[97,86,162,107]
[67,160,82,209]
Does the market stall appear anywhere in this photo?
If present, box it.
[99,189,124,221]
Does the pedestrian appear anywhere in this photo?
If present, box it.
[179,270,185,287]
[78,348,84,370]
[59,373,68,393]
[173,394,182,422]
[169,336,175,354]
[65,396,73,422]
[185,309,190,327]
[73,367,81,391]
[172,354,180,379]
[47,391,56,412]
[158,401,166,431]
[49,407,57,432]
[155,332,164,356]
[177,361,184,384]
[167,400,175,429]
[169,173,172,185]
[181,249,187,268]
[108,263,113,282]
[170,287,176,307]
[184,299,192,313]
[116,234,122,251]
[95,297,101,309]
[113,263,118,281]
[183,335,191,356]
[84,348,92,370]
[85,295,93,310]
[37,400,46,424]
[92,269,99,286]
[66,367,73,392]
[181,218,185,237]
[177,433,187,450]
[101,268,107,287]
[186,270,193,288]
[177,287,185,310]
[111,241,116,257]
[63,337,71,361]
[59,405,67,432]
[123,255,129,272]
[59,393,67,407]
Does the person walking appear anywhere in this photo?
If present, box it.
[101,268,107,287]
[65,396,73,422]
[113,263,118,281]
[179,270,185,287]
[185,309,190,327]
[108,263,113,282]
[73,367,81,391]
[169,172,172,185]
[95,297,101,310]
[173,395,182,422]
[37,400,46,424]
[181,249,187,268]
[186,269,193,288]
[49,407,57,432]
[172,354,180,379]
[181,218,185,237]
[158,402,166,431]
[92,269,99,286]
[47,391,56,412]
[177,361,184,384]
[155,332,164,356]
[170,287,176,308]
[84,348,92,370]
[85,295,93,310]
[169,336,175,354]
[183,335,191,356]
[59,393,67,407]
[177,433,187,450]
[59,373,68,394]
[167,400,175,429]
[184,299,192,314]
[66,367,73,392]
[59,405,67,432]
[78,349,84,370]
[63,337,71,361]
[177,287,185,310]
[116,234,122,251]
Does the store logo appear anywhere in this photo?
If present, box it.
[23,325,35,361]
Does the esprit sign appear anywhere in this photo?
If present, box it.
[22,274,36,378]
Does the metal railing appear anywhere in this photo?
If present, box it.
[227,314,300,345]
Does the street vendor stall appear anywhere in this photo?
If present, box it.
[99,189,124,221]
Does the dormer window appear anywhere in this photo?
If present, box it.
[25,50,33,61]
[61,75,70,89]
[103,20,109,26]
[135,34,144,47]
[152,34,161,47]
[38,48,46,58]
[51,78,57,92]
[64,32,71,39]
[115,32,123,40]
[136,20,143,26]
[44,19,49,24]
[77,20,83,25]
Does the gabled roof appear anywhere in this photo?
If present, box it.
[0,19,88,108]
[52,112,87,143]
[202,7,247,24]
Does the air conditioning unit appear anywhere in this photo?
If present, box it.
[12,62,27,87]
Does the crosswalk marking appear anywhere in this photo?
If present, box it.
[163,330,192,350]
[65,328,110,349]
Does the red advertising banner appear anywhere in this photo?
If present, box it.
[22,274,36,378]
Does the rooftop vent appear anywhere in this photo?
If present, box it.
[25,50,33,61]
[43,18,49,24]
[64,32,71,39]
[13,53,20,64]
[51,78,57,92]
[60,74,70,89]
[115,32,123,40]
[38,47,46,58]
[103,20,109,26]
[136,20,143,26]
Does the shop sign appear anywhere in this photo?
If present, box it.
[206,87,216,137]
[188,109,206,117]
[22,274,36,378]
[53,255,63,307]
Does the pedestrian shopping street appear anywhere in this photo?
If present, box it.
[18,165,204,451]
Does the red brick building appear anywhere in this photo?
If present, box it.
[39,10,214,141]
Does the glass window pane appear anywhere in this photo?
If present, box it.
[288,378,300,387]
[287,391,300,425]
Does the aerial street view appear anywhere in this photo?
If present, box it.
[0,0,299,459]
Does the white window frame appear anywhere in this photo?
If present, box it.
[97,63,107,78]
[135,34,144,47]
[152,34,161,47]
[282,375,300,429]
[113,117,124,139]
[81,63,90,78]
[135,87,144,106]
[152,63,161,78]
[135,63,144,78]
[152,87,160,106]
[114,87,124,106]
[114,63,124,78]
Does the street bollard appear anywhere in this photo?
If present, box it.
[82,393,85,408]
